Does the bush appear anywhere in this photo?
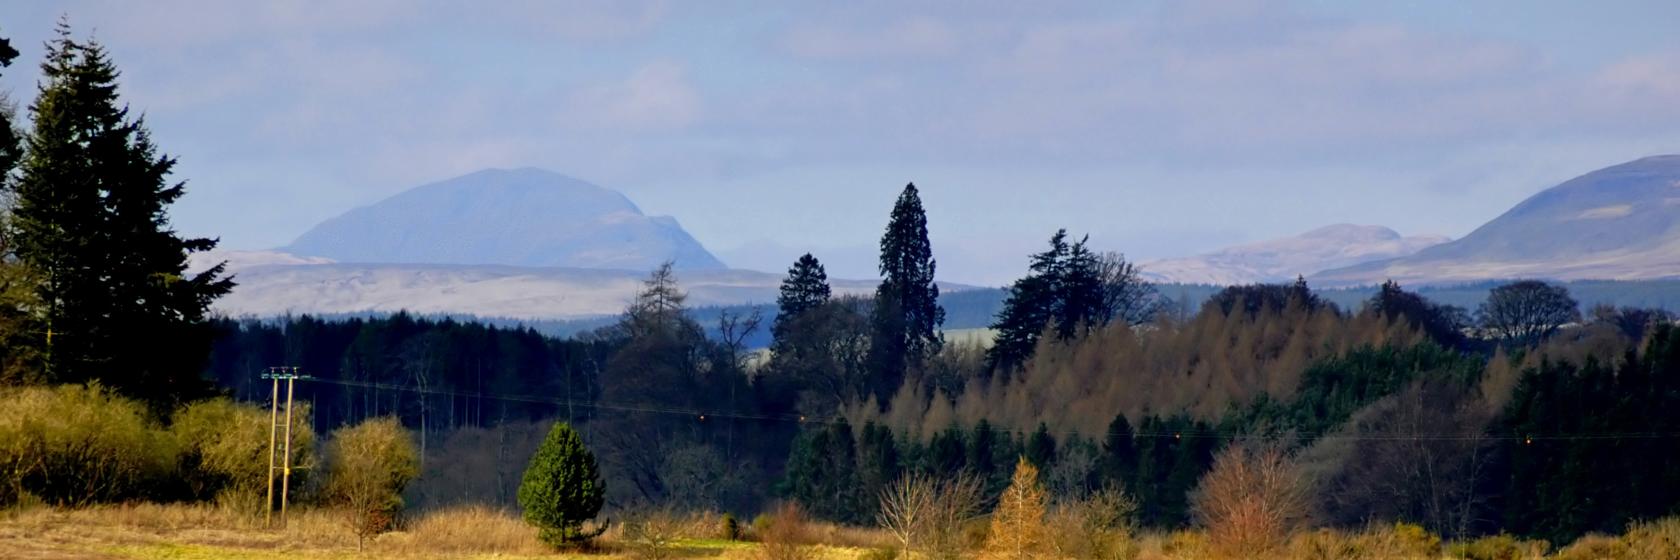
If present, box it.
[518,421,605,548]
[720,512,741,540]
[759,502,815,560]
[172,398,314,514]
[621,507,685,560]
[0,384,174,506]
[1622,517,1680,559]
[324,417,418,550]
[1445,534,1548,560]
[1048,485,1138,560]
[1191,444,1311,558]
[1551,534,1630,560]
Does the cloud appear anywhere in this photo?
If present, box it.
[563,61,701,130]
[781,17,964,60]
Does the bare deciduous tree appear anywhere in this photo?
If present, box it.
[1478,280,1580,346]
[1191,443,1312,557]
[877,472,982,560]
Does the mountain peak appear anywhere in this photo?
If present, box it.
[283,168,725,270]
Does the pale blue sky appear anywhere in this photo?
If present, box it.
[3,1,1680,285]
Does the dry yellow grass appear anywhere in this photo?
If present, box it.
[8,501,1680,560]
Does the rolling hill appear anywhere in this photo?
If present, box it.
[1316,155,1680,286]
[1141,224,1448,285]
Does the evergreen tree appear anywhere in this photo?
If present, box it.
[775,253,831,332]
[1026,423,1058,470]
[783,419,861,522]
[967,419,998,483]
[519,421,606,547]
[869,183,944,405]
[11,25,232,407]
[856,421,901,518]
[0,29,19,175]
[925,424,967,475]
[985,230,1119,375]
[1100,414,1138,488]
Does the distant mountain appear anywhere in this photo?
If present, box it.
[284,168,725,270]
[1141,224,1449,285]
[1317,155,1680,286]
[204,257,979,320]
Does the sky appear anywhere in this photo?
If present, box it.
[3,1,1680,286]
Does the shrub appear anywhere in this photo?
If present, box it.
[720,512,741,540]
[172,398,314,514]
[324,417,418,550]
[517,421,606,548]
[1622,517,1680,559]
[1551,534,1630,560]
[873,470,981,558]
[1445,534,1547,560]
[0,384,174,506]
[759,502,815,560]
[1191,443,1311,558]
[621,507,685,560]
[1049,485,1138,560]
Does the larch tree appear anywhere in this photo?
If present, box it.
[10,23,232,408]
[869,183,944,405]
[985,457,1050,560]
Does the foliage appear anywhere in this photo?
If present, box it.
[171,397,315,512]
[1492,323,1680,543]
[987,230,1160,375]
[758,502,815,560]
[325,417,418,550]
[1445,534,1549,560]
[869,183,945,405]
[984,457,1050,560]
[1478,280,1581,347]
[775,254,832,333]
[1047,485,1137,560]
[782,419,862,523]
[518,421,605,548]
[9,24,232,410]
[0,383,174,506]
[1369,280,1471,349]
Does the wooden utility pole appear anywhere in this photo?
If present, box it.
[262,367,310,528]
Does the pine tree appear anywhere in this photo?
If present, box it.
[1026,423,1058,470]
[1101,414,1138,488]
[11,24,232,407]
[986,231,1069,374]
[775,253,831,331]
[519,421,606,548]
[869,183,944,405]
[984,457,1050,560]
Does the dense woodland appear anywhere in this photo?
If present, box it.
[4,22,1680,555]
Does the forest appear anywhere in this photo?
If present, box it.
[4,20,1680,560]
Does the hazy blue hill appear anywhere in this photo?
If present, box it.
[284,167,726,270]
[1318,155,1680,285]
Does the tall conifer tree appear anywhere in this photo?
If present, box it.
[774,253,831,333]
[869,183,943,404]
[10,24,232,406]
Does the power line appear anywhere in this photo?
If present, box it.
[295,375,1680,443]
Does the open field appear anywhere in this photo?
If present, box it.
[7,502,1680,560]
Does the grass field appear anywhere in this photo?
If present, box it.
[7,502,1680,559]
